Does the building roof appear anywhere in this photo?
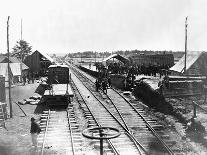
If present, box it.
[49,64,69,68]
[9,57,21,63]
[0,56,21,63]
[170,51,204,73]
[102,54,129,64]
[0,56,5,62]
[31,50,55,63]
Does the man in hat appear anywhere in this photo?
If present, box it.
[30,117,41,148]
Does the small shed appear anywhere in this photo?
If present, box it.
[24,50,55,77]
[0,56,29,83]
[170,51,207,76]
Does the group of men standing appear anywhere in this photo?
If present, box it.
[95,77,111,94]
[107,62,171,78]
[22,72,35,85]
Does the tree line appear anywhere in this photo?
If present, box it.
[67,50,184,58]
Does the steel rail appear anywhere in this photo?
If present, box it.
[192,101,207,113]
[67,108,75,155]
[112,87,174,155]
[69,63,174,155]
[40,109,51,155]
[71,67,147,154]
[70,67,146,154]
[70,78,120,155]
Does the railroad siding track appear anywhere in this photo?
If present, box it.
[38,106,83,155]
[107,89,179,152]
[70,70,145,155]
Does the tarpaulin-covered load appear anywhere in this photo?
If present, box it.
[170,51,207,76]
[102,54,129,66]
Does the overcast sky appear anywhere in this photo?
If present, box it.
[0,0,207,54]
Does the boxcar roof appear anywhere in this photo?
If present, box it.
[49,64,69,68]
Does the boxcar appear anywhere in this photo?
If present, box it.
[127,53,174,67]
[43,64,74,105]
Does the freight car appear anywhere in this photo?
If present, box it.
[43,64,74,105]
[127,53,174,67]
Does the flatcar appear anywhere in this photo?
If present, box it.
[159,75,206,97]
[43,64,74,105]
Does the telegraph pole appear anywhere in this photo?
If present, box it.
[21,19,22,40]
[7,16,12,118]
[20,18,23,83]
[184,17,188,74]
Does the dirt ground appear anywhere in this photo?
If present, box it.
[1,77,207,155]
[0,81,41,155]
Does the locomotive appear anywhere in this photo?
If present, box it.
[42,64,74,105]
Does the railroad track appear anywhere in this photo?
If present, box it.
[37,105,83,155]
[71,71,145,154]
[68,63,178,154]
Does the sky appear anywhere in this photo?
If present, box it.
[0,0,207,54]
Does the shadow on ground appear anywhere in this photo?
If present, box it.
[34,103,47,114]
[187,132,207,147]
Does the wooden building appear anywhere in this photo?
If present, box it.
[0,56,29,83]
[24,50,55,77]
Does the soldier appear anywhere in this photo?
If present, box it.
[95,79,100,91]
[102,80,108,94]
[30,117,41,148]
[22,75,26,85]
[108,77,111,88]
[163,74,169,89]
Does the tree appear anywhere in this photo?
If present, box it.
[12,40,32,61]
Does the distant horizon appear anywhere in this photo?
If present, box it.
[0,49,189,56]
